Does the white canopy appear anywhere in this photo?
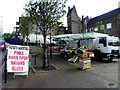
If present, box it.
[52,33,94,41]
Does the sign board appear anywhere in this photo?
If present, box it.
[7,45,29,73]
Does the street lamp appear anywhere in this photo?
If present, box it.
[82,15,84,39]
[36,25,37,46]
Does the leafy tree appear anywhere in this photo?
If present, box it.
[96,21,107,34]
[19,15,34,45]
[2,33,11,38]
[24,0,67,69]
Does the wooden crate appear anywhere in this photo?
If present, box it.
[79,59,91,70]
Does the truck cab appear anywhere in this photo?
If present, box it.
[94,36,120,61]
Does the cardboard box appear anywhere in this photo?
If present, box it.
[76,52,88,59]
[82,57,91,60]
[79,60,91,70]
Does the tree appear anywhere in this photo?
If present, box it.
[2,33,11,38]
[96,21,107,34]
[24,0,67,69]
[19,15,34,45]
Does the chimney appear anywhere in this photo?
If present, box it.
[68,7,70,11]
[73,5,75,8]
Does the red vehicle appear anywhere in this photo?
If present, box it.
[0,40,6,51]
[52,40,66,51]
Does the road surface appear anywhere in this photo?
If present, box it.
[2,53,118,88]
[1,45,119,88]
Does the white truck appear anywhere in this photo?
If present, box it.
[24,34,53,46]
[79,32,120,61]
[52,32,120,61]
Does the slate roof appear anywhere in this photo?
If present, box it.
[88,8,120,25]
[67,7,73,17]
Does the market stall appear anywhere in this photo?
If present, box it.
[68,47,94,70]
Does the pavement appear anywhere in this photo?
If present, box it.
[2,46,119,89]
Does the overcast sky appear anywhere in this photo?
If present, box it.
[0,0,119,33]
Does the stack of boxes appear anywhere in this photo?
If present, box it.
[79,59,91,70]
[76,49,93,70]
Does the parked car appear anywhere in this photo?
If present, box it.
[0,40,6,51]
[52,40,66,51]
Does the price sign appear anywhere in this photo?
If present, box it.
[7,45,29,72]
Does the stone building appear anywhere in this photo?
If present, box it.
[67,5,82,34]
[67,4,120,38]
[118,1,120,8]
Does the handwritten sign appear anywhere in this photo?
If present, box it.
[7,45,29,72]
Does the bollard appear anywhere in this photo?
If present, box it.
[50,46,52,58]
[4,55,7,83]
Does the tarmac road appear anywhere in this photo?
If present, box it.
[2,53,119,89]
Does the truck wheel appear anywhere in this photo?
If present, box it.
[93,50,102,61]
[91,57,95,61]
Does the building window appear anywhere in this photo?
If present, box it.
[100,24,105,30]
[106,23,112,30]
[99,37,104,44]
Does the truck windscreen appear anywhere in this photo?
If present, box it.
[108,41,120,46]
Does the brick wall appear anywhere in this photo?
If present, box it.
[88,15,120,37]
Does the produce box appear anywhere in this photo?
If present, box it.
[87,52,94,58]
[76,52,88,59]
[82,53,88,58]
[79,59,91,70]
[82,57,91,60]
[68,55,78,63]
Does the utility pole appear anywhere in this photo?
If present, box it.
[82,15,84,39]
[14,21,20,38]
[36,25,37,46]
[4,55,7,83]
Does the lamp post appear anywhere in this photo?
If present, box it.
[36,25,37,46]
[82,15,84,39]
